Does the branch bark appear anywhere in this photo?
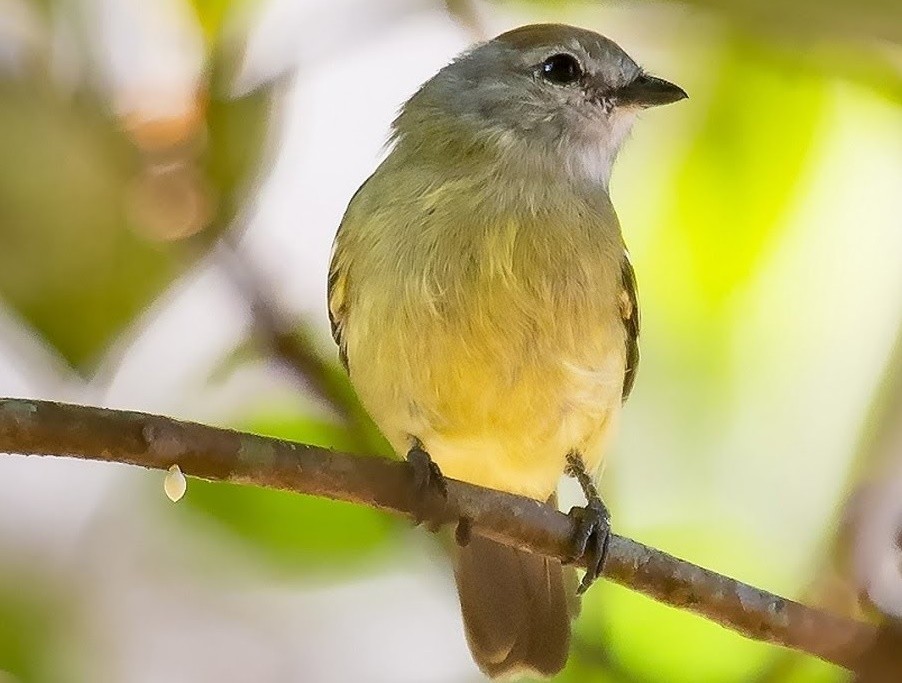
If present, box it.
[0,397,876,669]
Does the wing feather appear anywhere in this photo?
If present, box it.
[327,175,378,372]
[326,252,349,371]
[619,250,640,402]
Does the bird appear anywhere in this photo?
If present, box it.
[328,23,686,679]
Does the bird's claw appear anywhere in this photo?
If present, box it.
[567,497,611,595]
[455,516,472,547]
[406,446,447,531]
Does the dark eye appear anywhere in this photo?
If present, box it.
[541,53,583,84]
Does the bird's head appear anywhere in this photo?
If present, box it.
[394,23,687,185]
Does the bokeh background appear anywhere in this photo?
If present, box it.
[0,0,901,681]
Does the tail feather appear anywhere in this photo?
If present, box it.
[455,534,572,679]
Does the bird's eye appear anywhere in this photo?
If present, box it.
[541,53,583,84]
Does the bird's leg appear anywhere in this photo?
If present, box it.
[565,451,612,595]
[406,442,448,531]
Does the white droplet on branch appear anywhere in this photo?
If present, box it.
[164,464,186,502]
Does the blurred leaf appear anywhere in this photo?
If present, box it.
[0,581,69,683]
[203,70,278,225]
[555,654,622,683]
[206,336,262,385]
[659,38,827,321]
[800,47,902,106]
[20,0,51,16]
[579,580,766,682]
[634,38,829,432]
[187,0,234,41]
[185,408,400,573]
[209,333,393,456]
[186,0,259,43]
[574,526,832,682]
[516,0,902,46]
[661,0,902,47]
[0,82,183,369]
[0,26,280,369]
[782,657,848,683]
[557,636,653,683]
[243,407,362,452]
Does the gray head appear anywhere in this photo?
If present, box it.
[393,24,686,185]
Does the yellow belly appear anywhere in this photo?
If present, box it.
[345,282,626,500]
[335,164,628,501]
[401,358,624,500]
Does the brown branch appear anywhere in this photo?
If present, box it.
[0,397,876,669]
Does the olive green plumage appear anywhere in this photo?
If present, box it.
[329,23,684,679]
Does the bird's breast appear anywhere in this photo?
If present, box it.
[343,179,626,498]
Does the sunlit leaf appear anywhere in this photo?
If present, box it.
[580,581,765,682]
[575,526,813,682]
[555,639,636,683]
[186,0,260,43]
[780,654,847,683]
[655,37,828,322]
[243,408,362,452]
[631,37,830,428]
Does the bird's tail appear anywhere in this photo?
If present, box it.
[455,533,573,679]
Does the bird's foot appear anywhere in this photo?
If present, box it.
[455,516,472,547]
[406,445,447,531]
[566,497,611,595]
[564,451,611,595]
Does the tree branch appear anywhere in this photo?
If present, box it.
[0,397,876,669]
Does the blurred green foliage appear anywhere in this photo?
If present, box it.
[187,0,243,40]
[668,40,825,316]
[0,2,275,371]
[186,408,401,573]
[574,527,845,683]
[0,0,900,680]
[0,582,72,683]
[516,0,902,47]
[0,82,177,368]
[633,37,829,440]
[204,54,277,227]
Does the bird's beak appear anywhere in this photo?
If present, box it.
[615,74,687,108]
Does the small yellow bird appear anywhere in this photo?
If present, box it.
[328,23,685,678]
